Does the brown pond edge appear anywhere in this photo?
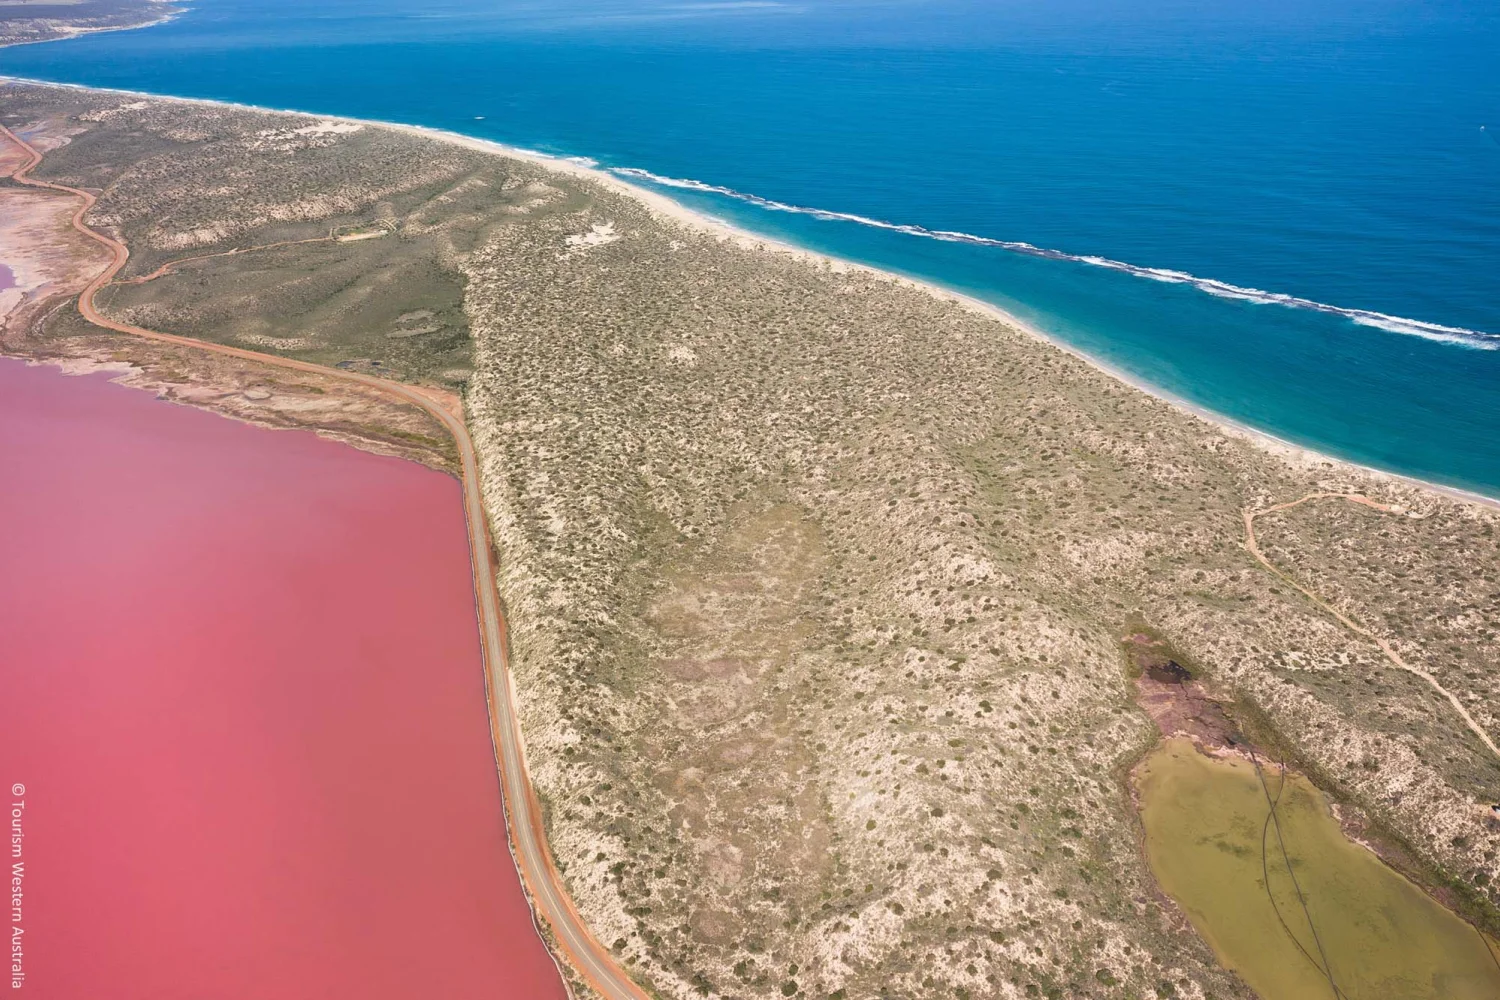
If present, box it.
[1119,624,1500,952]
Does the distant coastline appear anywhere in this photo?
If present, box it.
[0,1,184,50]
[6,73,1498,512]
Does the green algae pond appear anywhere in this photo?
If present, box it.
[1136,738,1500,1000]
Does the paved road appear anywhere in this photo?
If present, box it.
[2,123,652,1000]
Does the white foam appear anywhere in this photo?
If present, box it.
[5,74,1496,507]
[7,74,1493,353]
[610,167,1500,351]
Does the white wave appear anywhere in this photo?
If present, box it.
[1349,314,1498,348]
[609,166,1500,351]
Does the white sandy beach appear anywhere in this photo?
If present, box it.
[5,74,1497,511]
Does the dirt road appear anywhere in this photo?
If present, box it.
[1244,491,1499,760]
[1,122,652,1000]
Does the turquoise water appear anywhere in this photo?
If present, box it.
[4,0,1498,493]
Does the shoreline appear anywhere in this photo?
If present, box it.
[0,1,184,51]
[0,348,464,473]
[0,117,644,996]
[5,73,1497,511]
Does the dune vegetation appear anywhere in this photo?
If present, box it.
[4,81,1498,1000]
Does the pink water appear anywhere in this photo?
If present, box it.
[0,357,565,999]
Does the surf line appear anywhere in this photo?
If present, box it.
[610,166,1499,352]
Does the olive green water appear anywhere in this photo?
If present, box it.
[1136,739,1500,1000]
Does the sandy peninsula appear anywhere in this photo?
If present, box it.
[0,0,182,48]
[3,79,1498,1000]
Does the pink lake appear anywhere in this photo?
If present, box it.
[0,356,565,999]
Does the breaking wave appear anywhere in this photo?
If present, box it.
[610,166,1499,351]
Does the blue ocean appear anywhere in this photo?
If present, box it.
[4,0,1498,494]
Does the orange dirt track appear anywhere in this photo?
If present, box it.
[1,123,652,1000]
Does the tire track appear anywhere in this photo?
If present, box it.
[1243,492,1499,760]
